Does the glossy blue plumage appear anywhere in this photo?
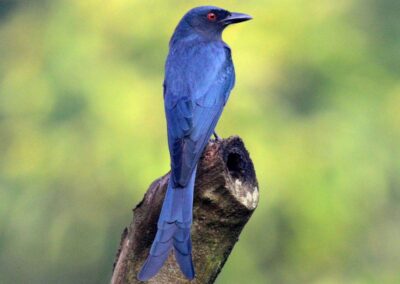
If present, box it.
[138,6,251,281]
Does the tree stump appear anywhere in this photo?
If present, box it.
[111,136,259,284]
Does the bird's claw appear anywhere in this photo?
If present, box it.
[213,131,222,142]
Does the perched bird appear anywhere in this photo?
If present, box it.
[138,6,252,281]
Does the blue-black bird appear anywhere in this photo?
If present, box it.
[138,6,252,281]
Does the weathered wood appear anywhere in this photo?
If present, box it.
[111,136,259,284]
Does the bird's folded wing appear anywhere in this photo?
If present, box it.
[164,45,235,187]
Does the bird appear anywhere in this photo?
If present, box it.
[138,6,252,281]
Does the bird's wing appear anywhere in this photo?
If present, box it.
[164,44,235,187]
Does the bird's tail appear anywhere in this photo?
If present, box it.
[137,168,197,281]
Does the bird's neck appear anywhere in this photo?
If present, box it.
[170,20,222,46]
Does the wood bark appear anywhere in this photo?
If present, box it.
[111,136,259,284]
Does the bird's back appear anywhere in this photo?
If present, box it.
[164,38,235,187]
[165,38,232,107]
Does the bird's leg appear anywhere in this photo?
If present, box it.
[213,131,222,141]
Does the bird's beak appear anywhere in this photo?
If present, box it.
[221,12,253,25]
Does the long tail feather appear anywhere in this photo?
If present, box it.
[137,168,197,281]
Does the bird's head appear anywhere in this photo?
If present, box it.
[174,6,252,41]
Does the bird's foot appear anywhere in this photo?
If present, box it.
[213,131,222,142]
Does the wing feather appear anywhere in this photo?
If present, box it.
[164,43,235,187]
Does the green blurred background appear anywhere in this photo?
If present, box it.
[1,0,399,283]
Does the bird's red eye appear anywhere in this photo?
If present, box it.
[207,12,217,21]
